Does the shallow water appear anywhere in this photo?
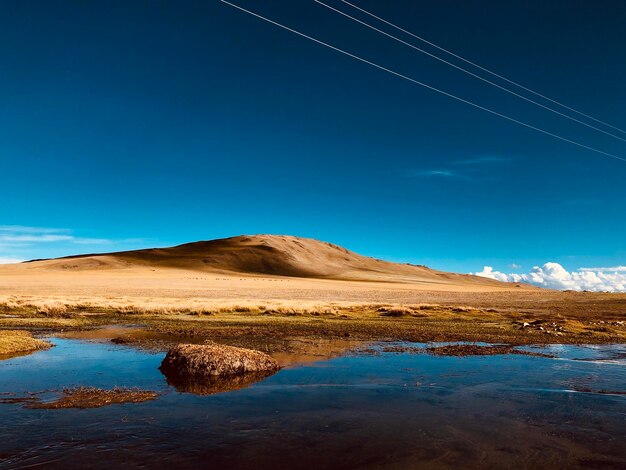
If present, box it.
[0,338,625,469]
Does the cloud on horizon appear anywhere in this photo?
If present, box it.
[0,225,115,246]
[580,266,626,272]
[473,263,626,292]
[0,225,151,261]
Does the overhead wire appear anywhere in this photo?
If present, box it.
[341,0,626,135]
[220,1,626,163]
[315,0,626,143]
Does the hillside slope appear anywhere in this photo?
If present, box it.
[10,235,506,286]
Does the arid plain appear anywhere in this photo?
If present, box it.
[1,235,625,356]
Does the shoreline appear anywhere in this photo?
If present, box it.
[1,304,624,351]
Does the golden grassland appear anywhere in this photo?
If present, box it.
[0,233,624,350]
[1,290,624,347]
[0,329,52,357]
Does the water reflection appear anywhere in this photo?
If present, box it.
[0,338,624,469]
[55,327,365,367]
[163,370,279,395]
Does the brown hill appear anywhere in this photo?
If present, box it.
[13,234,505,286]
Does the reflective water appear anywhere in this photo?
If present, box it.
[1,338,625,469]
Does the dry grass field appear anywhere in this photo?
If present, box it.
[0,329,51,357]
[0,235,624,349]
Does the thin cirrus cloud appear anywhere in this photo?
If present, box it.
[0,225,72,234]
[0,225,150,263]
[472,263,626,292]
[412,170,467,178]
[0,225,113,245]
[412,156,513,180]
[0,234,75,243]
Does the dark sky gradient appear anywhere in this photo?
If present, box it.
[1,0,625,273]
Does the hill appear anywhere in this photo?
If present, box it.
[11,234,505,286]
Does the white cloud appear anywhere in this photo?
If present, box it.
[473,263,626,292]
[0,257,24,264]
[410,156,514,181]
[0,225,151,261]
[509,263,522,269]
[580,266,626,273]
[413,170,469,179]
[0,225,70,234]
[0,234,74,243]
[0,225,113,245]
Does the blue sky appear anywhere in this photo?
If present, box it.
[1,0,625,283]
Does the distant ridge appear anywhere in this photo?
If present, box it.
[11,234,507,287]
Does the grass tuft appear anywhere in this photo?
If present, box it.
[0,330,52,356]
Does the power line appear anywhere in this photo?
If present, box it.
[341,0,626,136]
[316,0,626,143]
[220,1,626,163]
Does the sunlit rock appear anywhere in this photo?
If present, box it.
[159,341,280,394]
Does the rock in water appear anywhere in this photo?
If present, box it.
[159,342,281,380]
[163,371,277,396]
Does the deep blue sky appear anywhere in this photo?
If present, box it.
[1,0,625,274]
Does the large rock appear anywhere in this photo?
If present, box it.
[159,341,281,380]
